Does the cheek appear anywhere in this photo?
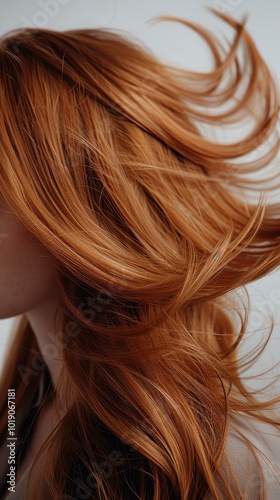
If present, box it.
[0,213,57,319]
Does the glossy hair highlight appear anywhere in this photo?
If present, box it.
[0,8,280,499]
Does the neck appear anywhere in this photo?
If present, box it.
[25,291,65,407]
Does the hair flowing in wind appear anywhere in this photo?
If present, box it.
[0,8,280,499]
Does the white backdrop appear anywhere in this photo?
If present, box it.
[0,0,280,395]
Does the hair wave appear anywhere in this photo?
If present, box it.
[0,8,280,499]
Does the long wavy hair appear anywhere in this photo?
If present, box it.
[0,8,280,499]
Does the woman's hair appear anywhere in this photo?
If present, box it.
[0,7,280,499]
